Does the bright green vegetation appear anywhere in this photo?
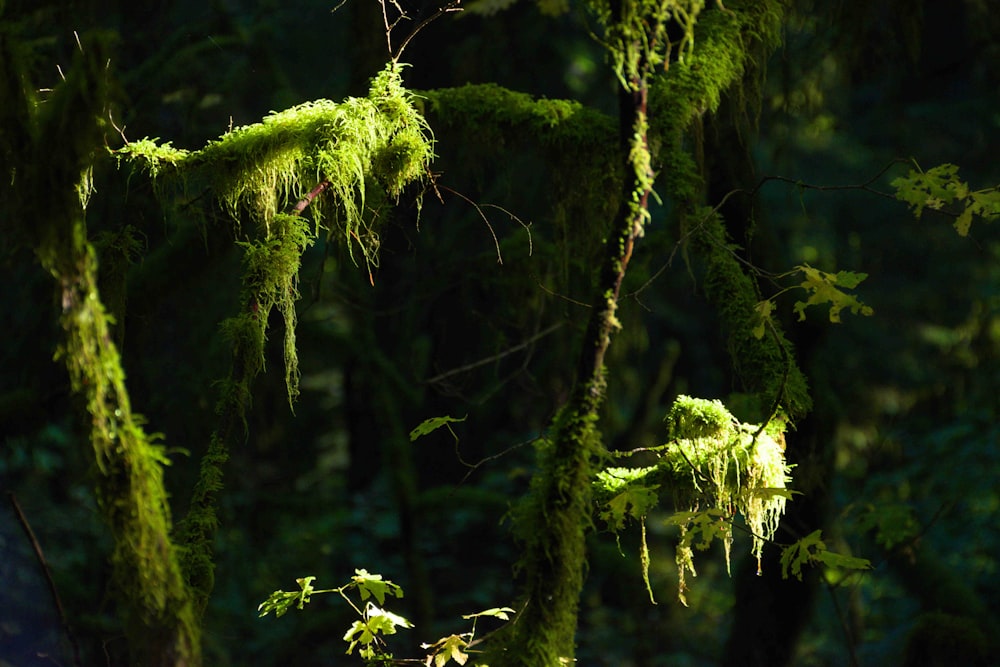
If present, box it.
[4,1,998,666]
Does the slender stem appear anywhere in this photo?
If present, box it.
[292,179,331,215]
[7,492,83,667]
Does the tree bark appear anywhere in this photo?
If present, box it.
[495,15,655,666]
[2,29,201,667]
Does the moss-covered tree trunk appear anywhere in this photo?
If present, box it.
[493,5,658,665]
[1,29,201,666]
[492,2,791,664]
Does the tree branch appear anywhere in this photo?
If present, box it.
[7,493,83,667]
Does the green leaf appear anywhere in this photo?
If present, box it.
[599,484,659,530]
[745,487,798,501]
[257,575,318,618]
[343,619,373,655]
[343,604,413,656]
[667,508,730,550]
[815,550,872,572]
[409,415,467,442]
[422,634,470,666]
[970,188,1000,219]
[780,529,824,581]
[351,569,403,605]
[893,163,1000,235]
[793,264,873,323]
[367,604,414,635]
[892,163,961,217]
[954,208,973,236]
[751,299,774,340]
[462,606,516,620]
[780,530,871,581]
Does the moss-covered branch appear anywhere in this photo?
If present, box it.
[117,64,436,617]
[493,0,674,662]
[652,1,811,419]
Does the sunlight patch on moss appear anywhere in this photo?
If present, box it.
[664,395,790,601]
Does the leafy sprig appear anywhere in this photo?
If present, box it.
[892,162,1000,236]
[752,264,873,339]
[780,530,871,581]
[260,568,514,665]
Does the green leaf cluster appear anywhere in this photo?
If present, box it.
[892,162,1000,236]
[780,530,871,581]
[344,605,414,660]
[260,568,515,665]
[791,264,874,323]
[256,576,324,619]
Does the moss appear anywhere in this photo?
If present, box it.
[594,395,791,604]
[4,28,201,664]
[235,213,314,404]
[117,63,433,270]
[499,402,606,665]
[121,64,433,627]
[663,395,790,557]
[690,206,812,417]
[419,84,621,280]
[640,1,809,421]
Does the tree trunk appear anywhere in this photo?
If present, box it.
[2,28,201,667]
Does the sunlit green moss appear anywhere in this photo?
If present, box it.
[117,64,433,267]
[664,395,790,564]
[593,394,790,604]
[107,62,436,650]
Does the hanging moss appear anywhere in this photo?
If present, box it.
[116,64,432,267]
[235,213,314,404]
[119,64,435,620]
[593,395,791,605]
[479,3,796,663]
[663,395,789,593]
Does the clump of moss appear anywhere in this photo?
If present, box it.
[664,395,790,602]
[113,64,436,626]
[593,394,791,605]
[116,63,433,270]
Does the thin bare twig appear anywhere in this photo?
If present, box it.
[425,323,564,384]
[438,184,502,262]
[631,159,913,300]
[436,184,532,264]
[454,437,537,487]
[7,492,83,667]
[391,0,463,63]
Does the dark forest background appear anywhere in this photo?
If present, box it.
[2,0,998,665]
